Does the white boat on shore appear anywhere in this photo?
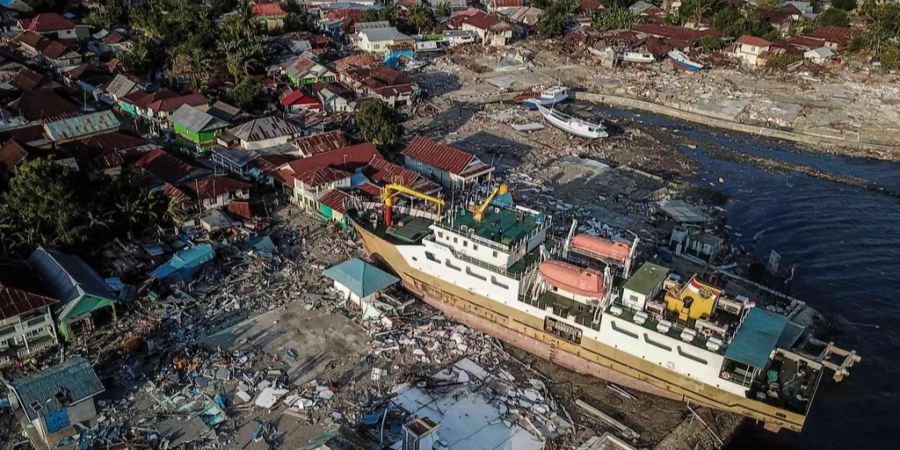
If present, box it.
[668,50,704,72]
[620,52,655,64]
[523,86,570,109]
[536,104,608,139]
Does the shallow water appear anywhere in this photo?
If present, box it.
[598,107,900,449]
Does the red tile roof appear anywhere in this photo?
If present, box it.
[334,54,380,73]
[15,89,79,121]
[184,175,251,199]
[293,131,349,156]
[13,31,45,48]
[295,166,351,187]
[805,26,851,46]
[147,93,208,113]
[122,88,178,109]
[281,142,382,175]
[633,23,722,45]
[580,0,605,13]
[318,189,353,214]
[252,2,289,17]
[135,148,202,185]
[280,90,321,107]
[366,157,418,187]
[0,260,58,320]
[494,0,524,7]
[22,13,75,32]
[401,136,475,175]
[453,11,501,30]
[736,35,772,47]
[0,140,28,170]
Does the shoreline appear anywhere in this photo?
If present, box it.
[572,91,900,161]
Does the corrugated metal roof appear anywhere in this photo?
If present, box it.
[170,104,229,133]
[228,116,300,142]
[324,258,399,298]
[43,110,120,142]
[28,247,117,307]
[295,166,351,187]
[725,308,790,369]
[401,135,475,175]
[7,356,104,421]
[0,260,58,320]
[294,131,349,156]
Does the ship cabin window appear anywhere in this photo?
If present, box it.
[466,267,486,281]
[437,232,443,238]
[425,252,439,263]
[492,250,498,257]
[491,276,509,289]
[453,237,458,243]
[473,244,479,250]
[630,295,639,303]
[463,240,468,247]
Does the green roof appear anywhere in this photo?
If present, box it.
[622,262,669,296]
[439,206,542,249]
[324,258,399,298]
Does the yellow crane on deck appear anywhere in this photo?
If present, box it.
[470,183,508,222]
[383,183,445,227]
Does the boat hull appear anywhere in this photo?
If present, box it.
[523,94,569,110]
[352,221,807,432]
[536,105,608,139]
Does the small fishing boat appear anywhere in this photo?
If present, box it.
[620,52,655,64]
[536,104,608,139]
[523,85,570,109]
[668,50,704,72]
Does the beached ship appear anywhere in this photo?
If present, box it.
[619,52,655,64]
[522,86,570,109]
[350,183,860,432]
[536,104,608,139]
[668,50,704,72]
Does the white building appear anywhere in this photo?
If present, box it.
[732,35,772,66]
[356,26,415,53]
[0,261,59,367]
[219,116,302,150]
[401,136,495,189]
[804,47,835,64]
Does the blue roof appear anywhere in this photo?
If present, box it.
[7,357,104,421]
[28,247,117,305]
[725,308,790,369]
[152,243,215,283]
[323,258,399,298]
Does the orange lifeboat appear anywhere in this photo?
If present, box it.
[539,260,606,298]
[570,234,631,264]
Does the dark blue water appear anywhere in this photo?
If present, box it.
[599,107,900,449]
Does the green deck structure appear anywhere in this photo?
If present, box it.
[438,206,543,250]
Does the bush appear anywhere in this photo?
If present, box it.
[698,35,723,50]
[880,43,900,70]
[831,0,857,11]
[356,100,400,148]
[818,8,850,27]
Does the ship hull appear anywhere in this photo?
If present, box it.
[353,222,806,432]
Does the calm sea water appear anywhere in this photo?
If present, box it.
[598,107,900,449]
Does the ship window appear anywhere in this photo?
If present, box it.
[453,237,458,243]
[437,232,443,238]
[492,250,498,257]
[473,244,479,250]
[425,252,439,263]
[491,276,509,289]
[610,321,638,339]
[677,346,708,365]
[644,334,672,352]
[466,267,486,281]
[446,260,461,271]
[463,240,468,247]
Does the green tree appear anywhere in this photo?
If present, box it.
[879,43,900,70]
[22,0,65,13]
[697,35,722,50]
[592,8,645,32]
[860,1,900,52]
[357,100,399,147]
[406,3,435,32]
[434,1,452,17]
[712,7,745,37]
[0,159,88,254]
[284,13,319,33]
[120,38,154,77]
[229,77,261,109]
[679,0,726,25]
[831,0,857,11]
[86,0,125,30]
[538,0,577,38]
[818,8,849,27]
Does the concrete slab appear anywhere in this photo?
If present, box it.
[201,302,370,386]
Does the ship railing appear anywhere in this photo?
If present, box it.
[611,302,728,355]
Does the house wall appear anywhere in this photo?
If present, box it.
[403,157,456,188]
[257,16,285,30]
[241,135,292,150]
[0,307,57,367]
